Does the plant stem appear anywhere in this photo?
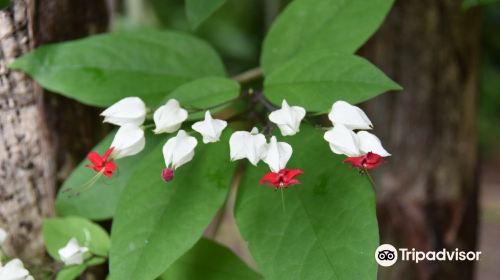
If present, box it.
[232,67,263,83]
[364,169,377,190]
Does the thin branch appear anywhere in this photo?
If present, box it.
[232,67,263,83]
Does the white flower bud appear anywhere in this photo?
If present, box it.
[268,100,306,136]
[100,97,146,126]
[192,111,227,143]
[153,99,188,134]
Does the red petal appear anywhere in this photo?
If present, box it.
[103,147,114,161]
[286,178,301,186]
[260,172,280,186]
[343,155,365,168]
[282,168,303,181]
[87,151,104,166]
[104,161,117,172]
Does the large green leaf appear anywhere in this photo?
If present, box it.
[109,132,235,280]
[261,0,395,74]
[185,0,227,29]
[43,217,111,260]
[10,30,226,107]
[55,131,162,221]
[235,126,379,280]
[160,238,261,280]
[264,51,401,112]
[168,76,240,109]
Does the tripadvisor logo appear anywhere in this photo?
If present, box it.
[375,244,481,267]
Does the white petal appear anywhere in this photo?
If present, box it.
[163,130,198,169]
[229,131,251,161]
[229,128,266,165]
[357,131,391,157]
[58,238,87,266]
[268,100,306,136]
[100,97,146,126]
[328,100,372,130]
[110,124,146,159]
[246,133,267,165]
[323,124,361,157]
[153,99,188,134]
[262,136,293,172]
[192,111,227,143]
[0,259,30,280]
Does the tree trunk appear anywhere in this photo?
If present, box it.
[0,0,54,262]
[360,0,481,279]
[33,0,110,186]
[0,0,109,264]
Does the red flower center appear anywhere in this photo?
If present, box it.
[86,148,117,178]
[260,168,304,189]
[343,152,384,170]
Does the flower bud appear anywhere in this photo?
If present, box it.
[58,238,89,266]
[328,100,372,130]
[110,124,146,159]
[192,111,227,143]
[163,130,198,170]
[268,100,306,136]
[100,97,146,126]
[153,99,188,134]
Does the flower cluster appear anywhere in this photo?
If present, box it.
[86,97,389,189]
[323,101,390,170]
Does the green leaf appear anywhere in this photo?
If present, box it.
[56,265,86,280]
[235,126,379,280]
[160,239,261,280]
[109,132,235,280]
[0,0,10,9]
[10,30,226,107]
[167,76,240,117]
[43,217,111,260]
[264,51,401,112]
[55,130,162,220]
[185,0,226,29]
[261,0,395,74]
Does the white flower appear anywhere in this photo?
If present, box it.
[153,99,188,134]
[323,124,361,157]
[100,97,146,126]
[192,111,227,143]
[163,130,198,169]
[0,228,6,245]
[357,131,391,156]
[268,100,306,136]
[328,100,372,130]
[229,127,266,166]
[110,124,146,159]
[0,259,34,280]
[262,136,293,172]
[58,238,89,266]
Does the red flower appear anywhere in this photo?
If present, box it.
[86,148,117,178]
[260,168,304,189]
[344,152,384,170]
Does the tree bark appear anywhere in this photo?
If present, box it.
[0,0,54,262]
[360,0,481,279]
[33,0,110,186]
[0,0,109,265]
